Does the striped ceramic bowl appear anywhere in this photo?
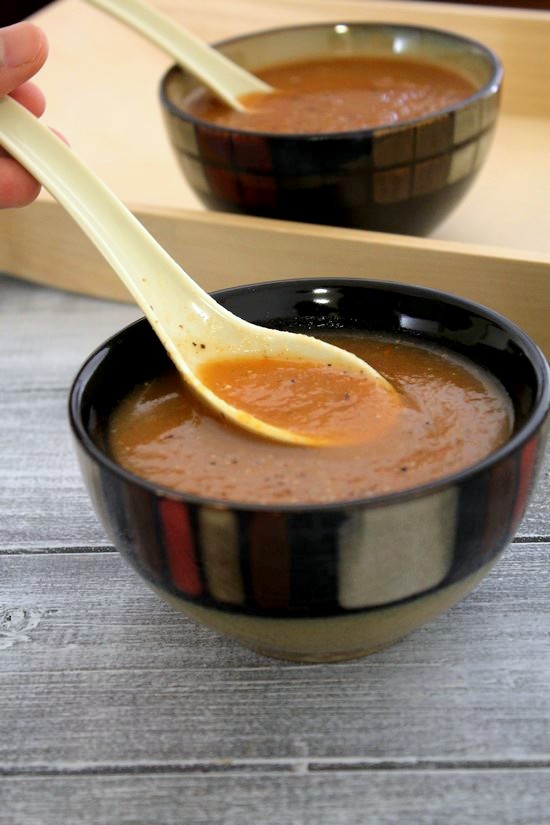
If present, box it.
[69,280,549,662]
[160,23,502,235]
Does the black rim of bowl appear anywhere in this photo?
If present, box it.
[68,278,549,514]
[160,21,503,141]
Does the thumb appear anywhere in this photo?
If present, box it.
[0,23,48,98]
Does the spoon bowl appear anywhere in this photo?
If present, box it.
[0,95,392,446]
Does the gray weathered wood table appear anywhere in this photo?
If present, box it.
[1,272,549,825]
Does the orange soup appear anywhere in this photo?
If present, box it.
[185,56,476,134]
[108,333,512,505]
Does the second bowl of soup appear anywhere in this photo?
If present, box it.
[161,23,502,234]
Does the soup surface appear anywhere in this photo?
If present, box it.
[108,333,512,505]
[185,56,476,134]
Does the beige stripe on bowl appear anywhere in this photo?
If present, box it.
[448,141,478,184]
[338,487,458,609]
[453,101,482,145]
[198,508,244,605]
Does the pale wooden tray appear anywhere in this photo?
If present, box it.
[1,0,549,353]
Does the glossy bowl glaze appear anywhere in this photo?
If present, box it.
[69,280,548,662]
[160,23,502,235]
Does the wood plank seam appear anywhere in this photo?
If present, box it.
[0,546,116,555]
[1,534,546,554]
[2,760,550,778]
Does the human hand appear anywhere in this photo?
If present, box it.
[0,22,48,207]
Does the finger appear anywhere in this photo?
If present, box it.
[0,155,41,208]
[0,23,48,97]
[9,81,46,117]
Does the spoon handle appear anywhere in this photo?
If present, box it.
[0,97,393,446]
[85,0,271,110]
[0,96,231,366]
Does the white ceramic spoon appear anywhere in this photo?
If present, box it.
[85,0,272,111]
[0,96,393,446]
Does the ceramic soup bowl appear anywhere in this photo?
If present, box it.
[160,23,502,235]
[69,280,548,662]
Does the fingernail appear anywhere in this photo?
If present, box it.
[0,24,44,69]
